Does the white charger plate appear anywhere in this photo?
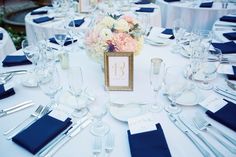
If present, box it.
[109,103,145,122]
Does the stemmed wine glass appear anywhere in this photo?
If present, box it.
[164,66,186,114]
[89,90,110,136]
[172,19,185,54]
[67,66,88,117]
[38,65,62,109]
[199,48,222,90]
[21,39,40,87]
[149,58,165,113]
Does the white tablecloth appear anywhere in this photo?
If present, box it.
[0,27,16,60]
[156,0,236,31]
[25,5,161,45]
[0,27,235,157]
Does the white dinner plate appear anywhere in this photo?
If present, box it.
[169,89,200,106]
[109,103,145,122]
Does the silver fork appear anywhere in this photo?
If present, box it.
[6,105,50,140]
[4,105,44,135]
[105,132,115,157]
[92,136,102,157]
[193,116,236,148]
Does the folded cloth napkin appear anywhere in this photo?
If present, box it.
[227,66,236,80]
[33,16,54,24]
[135,0,151,4]
[199,2,213,8]
[31,10,48,15]
[49,37,77,46]
[161,29,175,39]
[0,84,15,100]
[0,33,3,40]
[206,99,236,131]
[220,16,236,23]
[128,124,172,157]
[2,55,32,67]
[12,114,72,154]
[164,0,180,2]
[211,41,236,54]
[136,8,154,13]
[223,32,236,40]
[69,19,85,27]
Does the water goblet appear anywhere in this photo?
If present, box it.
[149,58,165,113]
[89,91,110,136]
[38,66,62,109]
[172,19,186,54]
[164,66,186,114]
[67,66,88,118]
[199,48,222,90]
[21,39,40,87]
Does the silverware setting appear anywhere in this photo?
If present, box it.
[168,114,211,157]
[5,105,50,140]
[38,114,92,157]
[193,116,236,154]
[179,115,224,157]
[215,24,236,28]
[0,70,27,76]
[215,27,236,31]
[214,86,236,101]
[110,101,147,108]
[0,101,34,118]
[225,79,236,91]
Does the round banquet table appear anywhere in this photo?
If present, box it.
[25,4,161,45]
[0,27,16,60]
[156,0,236,31]
[0,27,235,157]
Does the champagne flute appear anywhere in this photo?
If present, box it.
[67,66,88,117]
[89,91,110,136]
[149,58,165,113]
[164,66,186,114]
[199,48,222,90]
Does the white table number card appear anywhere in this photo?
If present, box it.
[128,113,157,135]
[104,52,133,91]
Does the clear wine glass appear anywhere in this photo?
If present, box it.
[67,66,88,117]
[90,91,110,136]
[149,58,165,113]
[38,66,62,109]
[164,66,186,114]
[52,0,61,12]
[199,48,222,90]
[21,39,40,87]
[172,19,185,54]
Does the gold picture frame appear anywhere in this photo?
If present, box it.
[104,52,134,91]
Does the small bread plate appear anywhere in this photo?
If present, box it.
[109,103,146,122]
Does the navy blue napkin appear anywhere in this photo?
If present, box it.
[161,29,175,39]
[227,66,236,80]
[12,114,72,154]
[0,84,15,100]
[0,33,3,40]
[31,10,48,15]
[135,0,151,4]
[49,37,77,46]
[69,19,85,27]
[211,41,236,54]
[220,16,236,23]
[136,8,154,13]
[128,124,172,157]
[206,99,236,131]
[33,16,54,24]
[199,2,213,8]
[2,55,32,67]
[223,32,236,40]
[164,0,180,2]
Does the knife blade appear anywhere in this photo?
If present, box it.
[168,114,211,157]
[215,24,236,28]
[0,70,27,75]
[179,115,224,157]
[214,87,236,101]
[0,100,33,113]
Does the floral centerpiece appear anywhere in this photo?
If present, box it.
[85,14,143,64]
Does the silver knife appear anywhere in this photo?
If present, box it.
[43,119,92,157]
[0,70,27,75]
[179,115,224,157]
[215,24,236,28]
[214,87,236,101]
[169,114,211,157]
[215,86,236,97]
[0,102,34,118]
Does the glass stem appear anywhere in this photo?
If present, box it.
[171,97,177,107]
[154,90,159,107]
